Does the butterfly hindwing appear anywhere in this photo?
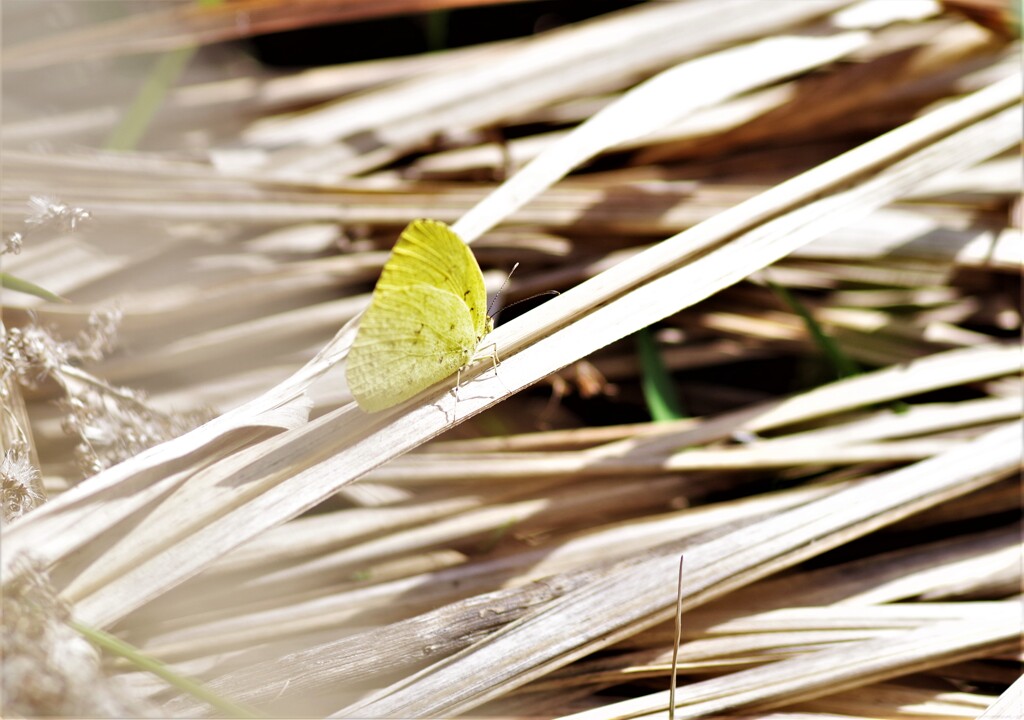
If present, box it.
[347,284,477,412]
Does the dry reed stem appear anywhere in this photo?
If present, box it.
[2,3,1019,717]
[339,423,1019,717]
[980,674,1024,719]
[3,67,1017,632]
[247,2,855,179]
[562,609,1017,720]
[1,0,537,70]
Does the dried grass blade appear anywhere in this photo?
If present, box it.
[561,604,1020,720]
[979,674,1024,719]
[452,30,869,241]
[1,0,540,70]
[336,424,1019,717]
[0,324,352,579]
[246,1,852,160]
[7,75,1016,637]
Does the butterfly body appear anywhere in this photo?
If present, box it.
[347,219,492,412]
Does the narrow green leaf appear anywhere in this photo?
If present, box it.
[769,279,862,379]
[635,327,686,422]
[425,10,451,52]
[105,0,222,150]
[1,273,68,303]
[70,619,263,719]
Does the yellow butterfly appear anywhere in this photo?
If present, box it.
[347,219,493,412]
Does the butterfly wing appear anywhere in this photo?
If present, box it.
[347,285,478,412]
[376,219,490,338]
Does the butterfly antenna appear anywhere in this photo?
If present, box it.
[486,262,519,318]
[491,290,561,321]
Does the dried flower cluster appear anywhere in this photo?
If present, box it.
[23,195,91,233]
[1,446,43,522]
[3,231,23,255]
[0,559,154,717]
[1,1,1019,718]
[58,377,213,476]
[3,195,89,256]
[2,311,118,389]
[2,310,211,476]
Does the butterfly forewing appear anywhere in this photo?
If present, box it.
[376,219,490,338]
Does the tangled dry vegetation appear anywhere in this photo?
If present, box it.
[1,0,1021,718]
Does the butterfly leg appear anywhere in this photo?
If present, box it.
[473,342,512,397]
[451,365,463,423]
[474,342,501,373]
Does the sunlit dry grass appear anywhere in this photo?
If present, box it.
[1,1,1020,718]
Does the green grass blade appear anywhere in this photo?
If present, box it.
[70,619,263,719]
[1,272,68,303]
[104,0,222,150]
[769,279,862,379]
[635,327,686,422]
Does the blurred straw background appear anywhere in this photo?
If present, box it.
[1,0,1021,718]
